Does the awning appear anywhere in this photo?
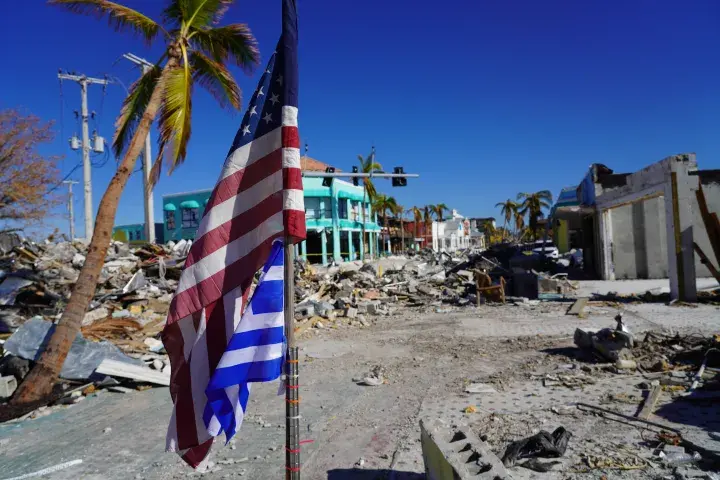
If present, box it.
[163,203,177,211]
[180,200,200,209]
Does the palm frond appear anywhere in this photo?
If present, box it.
[154,63,193,184]
[189,51,240,110]
[184,0,232,29]
[189,24,259,73]
[112,64,162,157]
[49,0,162,44]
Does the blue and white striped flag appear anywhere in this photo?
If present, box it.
[205,239,286,441]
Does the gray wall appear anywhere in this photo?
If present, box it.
[692,179,720,278]
[610,196,668,279]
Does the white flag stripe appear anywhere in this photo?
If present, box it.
[198,169,284,237]
[219,128,282,181]
[283,189,304,212]
[166,407,179,451]
[223,285,245,347]
[232,310,284,335]
[189,311,212,446]
[282,147,300,168]
[281,106,298,127]
[176,212,284,294]
[178,315,197,360]
[263,266,284,281]
[216,341,284,370]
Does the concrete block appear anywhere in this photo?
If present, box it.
[345,307,358,319]
[420,419,508,479]
[0,375,18,399]
[367,303,387,315]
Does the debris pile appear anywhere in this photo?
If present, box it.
[0,235,192,416]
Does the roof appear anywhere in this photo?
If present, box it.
[301,156,340,172]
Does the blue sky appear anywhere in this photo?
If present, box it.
[1,0,719,237]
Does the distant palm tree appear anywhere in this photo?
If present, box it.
[410,206,423,245]
[495,199,518,241]
[13,0,259,405]
[517,190,553,240]
[514,210,526,239]
[394,203,405,252]
[372,193,398,229]
[357,147,382,258]
[433,203,450,222]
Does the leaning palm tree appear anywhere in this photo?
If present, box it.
[517,190,553,241]
[12,0,259,405]
[495,199,517,241]
[433,203,449,222]
[357,147,382,259]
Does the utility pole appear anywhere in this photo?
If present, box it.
[123,53,156,243]
[58,71,111,240]
[62,180,78,240]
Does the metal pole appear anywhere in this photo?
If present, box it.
[80,79,93,240]
[284,240,300,479]
[63,180,78,240]
[124,55,157,244]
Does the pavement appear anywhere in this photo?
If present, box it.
[1,299,719,479]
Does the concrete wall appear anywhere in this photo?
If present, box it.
[604,169,720,281]
[692,176,720,277]
[610,196,668,279]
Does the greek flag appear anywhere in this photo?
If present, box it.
[205,240,285,441]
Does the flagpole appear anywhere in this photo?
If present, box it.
[284,239,300,479]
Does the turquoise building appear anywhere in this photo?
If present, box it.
[112,222,164,243]
[161,176,381,264]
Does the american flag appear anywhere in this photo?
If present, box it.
[162,0,304,469]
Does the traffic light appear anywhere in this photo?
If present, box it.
[392,167,407,187]
[352,166,359,186]
[322,166,335,187]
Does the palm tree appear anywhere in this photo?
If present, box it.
[371,194,397,254]
[514,210,526,239]
[410,206,423,248]
[517,190,553,241]
[12,0,259,405]
[357,147,382,259]
[394,203,405,253]
[495,199,517,241]
[433,203,450,222]
[423,205,434,247]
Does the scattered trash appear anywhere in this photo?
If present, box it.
[501,427,571,468]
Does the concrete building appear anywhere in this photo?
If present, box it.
[560,154,720,301]
[431,210,470,252]
[159,157,381,265]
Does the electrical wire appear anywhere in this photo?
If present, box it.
[46,162,82,195]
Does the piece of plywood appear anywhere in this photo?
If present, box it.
[567,297,589,317]
[95,359,170,386]
[637,385,662,420]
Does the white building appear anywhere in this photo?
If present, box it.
[431,209,471,252]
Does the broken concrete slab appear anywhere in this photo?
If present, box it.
[95,359,170,386]
[0,375,18,398]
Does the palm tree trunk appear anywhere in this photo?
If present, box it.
[400,215,404,253]
[12,62,175,405]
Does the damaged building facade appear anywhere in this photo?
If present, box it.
[156,157,381,265]
[551,153,720,301]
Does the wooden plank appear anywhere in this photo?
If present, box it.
[695,183,720,266]
[567,297,589,317]
[693,242,720,284]
[637,385,662,420]
[95,359,170,386]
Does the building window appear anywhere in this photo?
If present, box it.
[322,200,332,219]
[304,197,320,219]
[181,208,199,229]
[165,210,176,230]
[350,201,359,222]
[339,200,348,219]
